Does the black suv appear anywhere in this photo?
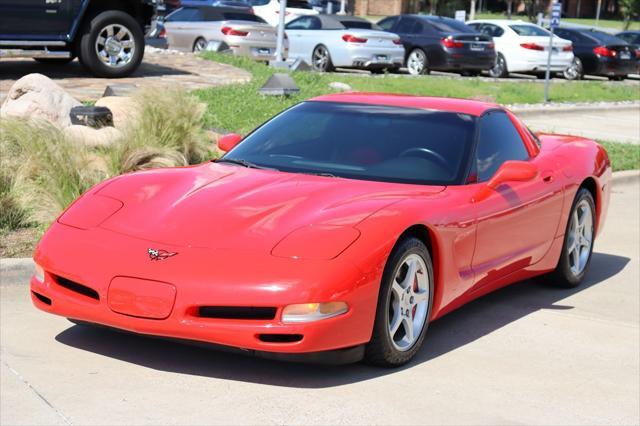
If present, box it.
[0,0,157,77]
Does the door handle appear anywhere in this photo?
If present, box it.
[543,174,554,183]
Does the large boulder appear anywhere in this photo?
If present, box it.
[63,125,123,148]
[94,96,140,130]
[0,73,81,128]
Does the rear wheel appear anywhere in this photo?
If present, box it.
[193,37,208,52]
[311,45,334,72]
[489,53,508,78]
[78,10,144,78]
[563,57,583,80]
[365,237,434,367]
[545,188,596,288]
[406,48,429,75]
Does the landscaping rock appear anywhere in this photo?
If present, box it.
[329,82,352,92]
[63,125,123,148]
[95,96,140,130]
[0,73,81,128]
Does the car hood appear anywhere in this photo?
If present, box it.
[96,163,445,250]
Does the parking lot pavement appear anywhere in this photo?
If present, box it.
[522,105,640,144]
[0,50,251,102]
[1,180,639,425]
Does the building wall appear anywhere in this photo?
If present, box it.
[354,0,420,16]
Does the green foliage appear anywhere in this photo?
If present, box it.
[600,141,640,171]
[0,169,30,231]
[619,0,640,29]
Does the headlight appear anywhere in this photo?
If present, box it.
[58,194,123,230]
[271,225,360,260]
[281,302,348,323]
[34,263,45,282]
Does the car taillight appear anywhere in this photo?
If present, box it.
[562,44,573,52]
[221,26,249,37]
[158,28,166,38]
[488,42,495,49]
[593,45,615,57]
[636,48,640,58]
[520,43,544,51]
[342,34,367,43]
[441,36,463,48]
[392,38,402,45]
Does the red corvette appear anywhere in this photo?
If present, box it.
[31,93,611,366]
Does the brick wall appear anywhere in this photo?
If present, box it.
[354,0,419,16]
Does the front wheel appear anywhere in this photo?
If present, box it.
[365,237,434,367]
[78,10,145,78]
[545,188,596,288]
[563,57,583,80]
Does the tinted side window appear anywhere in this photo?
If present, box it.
[202,9,222,21]
[476,111,529,182]
[285,16,321,30]
[395,18,418,34]
[378,16,398,31]
[222,12,266,23]
[484,23,504,37]
[166,7,203,22]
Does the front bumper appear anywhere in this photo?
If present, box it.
[31,223,378,357]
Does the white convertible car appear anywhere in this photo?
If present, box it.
[285,15,405,73]
[466,19,574,78]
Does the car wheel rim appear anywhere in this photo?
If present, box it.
[407,51,425,75]
[564,59,581,79]
[194,39,207,52]
[95,24,135,68]
[490,56,504,77]
[313,46,329,71]
[567,199,593,276]
[387,253,429,352]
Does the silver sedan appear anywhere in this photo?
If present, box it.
[164,6,286,61]
[285,15,404,72]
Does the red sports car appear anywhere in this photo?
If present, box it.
[31,93,611,366]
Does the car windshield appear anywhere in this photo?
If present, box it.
[221,102,476,185]
[509,24,549,36]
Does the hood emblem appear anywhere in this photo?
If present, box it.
[148,248,178,261]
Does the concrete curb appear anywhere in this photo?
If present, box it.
[509,101,640,117]
[1,170,638,275]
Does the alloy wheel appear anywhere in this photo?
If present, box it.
[193,38,208,52]
[387,254,430,351]
[566,199,594,276]
[94,24,135,68]
[563,58,582,80]
[312,46,330,71]
[407,50,426,75]
[489,55,506,78]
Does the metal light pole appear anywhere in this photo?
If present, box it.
[544,1,562,103]
[275,0,287,62]
[595,0,602,27]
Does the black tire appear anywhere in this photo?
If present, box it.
[406,48,430,75]
[364,237,434,367]
[34,57,76,64]
[544,188,596,288]
[563,57,583,80]
[461,70,481,77]
[489,53,508,78]
[608,75,626,81]
[193,37,208,52]
[311,44,334,72]
[78,10,145,78]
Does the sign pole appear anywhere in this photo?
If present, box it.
[544,1,561,103]
[275,0,287,62]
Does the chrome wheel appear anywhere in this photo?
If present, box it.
[193,38,208,52]
[388,254,429,352]
[489,54,506,78]
[563,58,582,80]
[567,199,594,276]
[94,24,135,68]
[407,49,427,75]
[312,45,330,71]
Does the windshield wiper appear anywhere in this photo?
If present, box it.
[216,158,274,170]
[299,171,338,178]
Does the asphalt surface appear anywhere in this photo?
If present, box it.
[1,179,639,425]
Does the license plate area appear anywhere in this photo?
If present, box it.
[108,277,176,319]
[470,43,485,51]
[375,55,389,63]
[620,52,631,60]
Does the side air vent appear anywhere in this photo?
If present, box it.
[197,306,277,320]
[32,291,52,306]
[258,334,303,343]
[54,276,100,300]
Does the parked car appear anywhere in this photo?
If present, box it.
[615,30,640,46]
[377,15,495,76]
[285,15,404,73]
[0,0,156,77]
[250,0,318,27]
[31,93,611,366]
[164,6,285,60]
[466,20,574,79]
[553,27,638,80]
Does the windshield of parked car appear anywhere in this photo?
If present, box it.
[423,17,475,34]
[509,24,549,36]
[220,102,476,185]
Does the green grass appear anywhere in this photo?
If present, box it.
[474,12,640,30]
[195,52,640,135]
[600,141,640,171]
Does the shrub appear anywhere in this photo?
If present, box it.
[0,169,29,231]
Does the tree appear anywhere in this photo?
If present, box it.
[619,0,640,29]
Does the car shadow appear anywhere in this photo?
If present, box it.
[0,58,191,81]
[55,252,629,388]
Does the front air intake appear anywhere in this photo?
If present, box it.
[197,306,277,320]
[54,276,100,300]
